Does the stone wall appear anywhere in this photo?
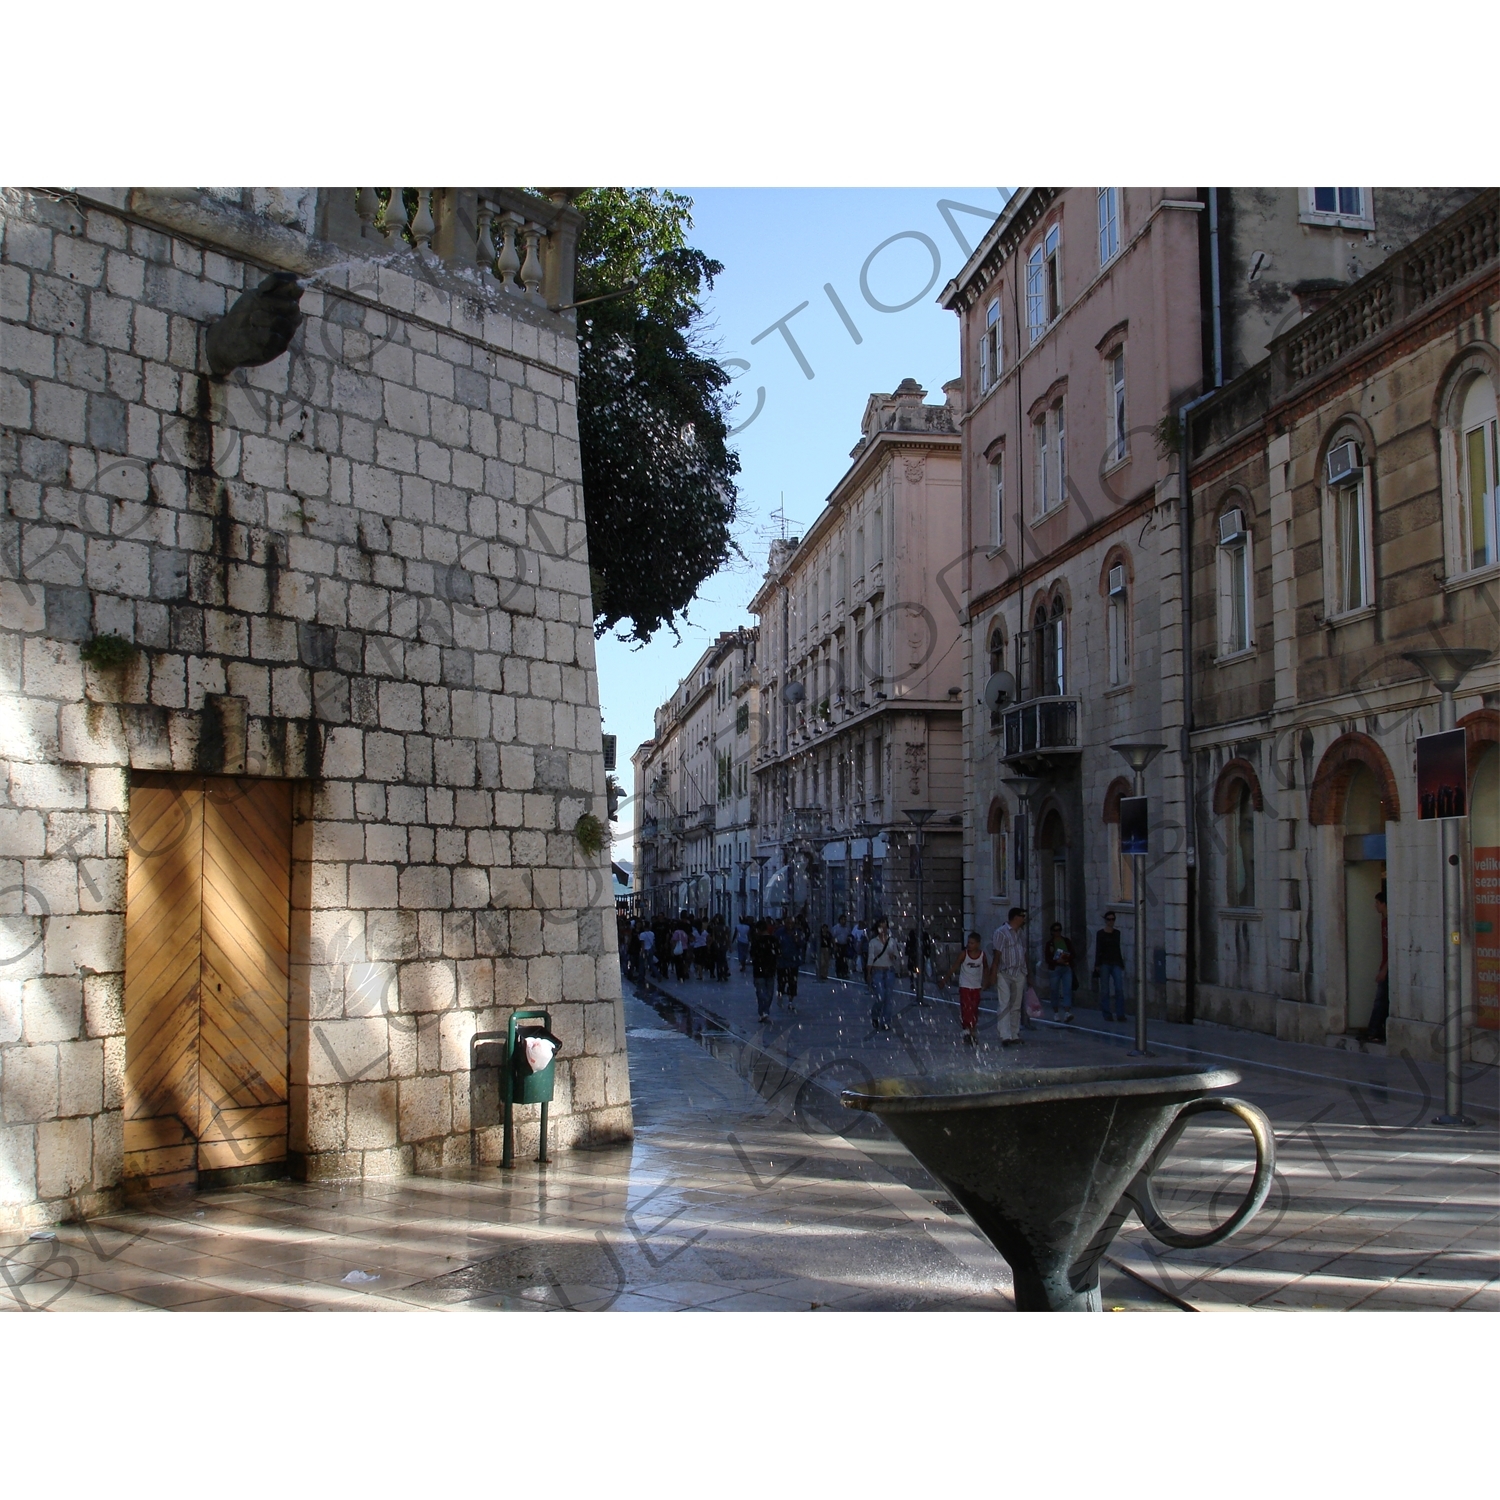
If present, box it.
[0,187,630,1227]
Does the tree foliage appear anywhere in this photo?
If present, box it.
[573,188,740,643]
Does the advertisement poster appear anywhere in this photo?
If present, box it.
[1475,845,1500,1031]
[1416,729,1468,819]
[1119,796,1149,857]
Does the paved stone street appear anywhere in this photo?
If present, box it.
[638,963,1500,1311]
[0,993,1025,1312]
[1,966,1494,1312]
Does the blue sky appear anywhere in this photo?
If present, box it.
[597,188,1010,822]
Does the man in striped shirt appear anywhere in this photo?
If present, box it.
[990,907,1029,1046]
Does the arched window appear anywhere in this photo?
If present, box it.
[986,798,1009,900]
[1104,551,1131,686]
[1227,781,1256,907]
[1457,373,1498,573]
[1034,592,1066,695]
[1320,426,1375,617]
[1102,776,1135,903]
[987,619,1007,729]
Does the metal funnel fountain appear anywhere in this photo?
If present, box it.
[842,1063,1275,1311]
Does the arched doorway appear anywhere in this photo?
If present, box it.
[1342,765,1387,1032]
[1036,807,1068,944]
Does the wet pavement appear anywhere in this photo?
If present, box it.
[2,965,1494,1312]
[636,962,1500,1311]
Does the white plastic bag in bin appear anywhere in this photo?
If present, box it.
[522,1036,558,1073]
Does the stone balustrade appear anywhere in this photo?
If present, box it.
[318,187,582,316]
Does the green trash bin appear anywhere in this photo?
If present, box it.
[499,1009,558,1168]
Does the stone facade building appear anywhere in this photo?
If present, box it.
[940,187,1485,1014]
[749,380,964,940]
[1,187,628,1228]
[1185,189,1498,1059]
[631,627,759,922]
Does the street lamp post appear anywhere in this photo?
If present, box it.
[754,853,770,920]
[905,808,936,1005]
[1403,647,1489,1127]
[1002,775,1043,1005]
[1111,743,1166,1057]
[858,819,881,924]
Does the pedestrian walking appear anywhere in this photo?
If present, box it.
[941,931,990,1045]
[832,915,850,978]
[692,922,710,980]
[638,924,656,981]
[735,917,751,973]
[1092,911,1127,1022]
[1044,922,1076,1024]
[990,907,1028,1046]
[750,919,779,1022]
[1361,886,1390,1044]
[670,922,689,982]
[865,917,897,1031]
[776,918,800,1011]
[816,922,834,982]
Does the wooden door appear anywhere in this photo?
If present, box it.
[124,774,292,1187]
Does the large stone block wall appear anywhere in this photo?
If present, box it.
[0,188,629,1227]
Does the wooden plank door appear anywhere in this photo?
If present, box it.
[124,774,292,1187]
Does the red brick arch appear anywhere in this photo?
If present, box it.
[1308,732,1401,826]
[1459,708,1499,782]
[1212,757,1265,815]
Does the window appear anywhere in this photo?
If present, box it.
[1302,188,1375,230]
[1458,375,1499,571]
[1109,821,1135,903]
[1097,188,1120,264]
[987,802,1009,900]
[822,565,831,616]
[979,297,1002,391]
[854,526,864,582]
[837,553,847,603]
[1033,400,1066,515]
[1217,503,1253,656]
[871,504,883,560]
[1315,187,1362,216]
[989,452,1005,549]
[1031,593,1067,697]
[987,620,1007,729]
[1227,781,1256,907]
[1323,439,1373,616]
[1106,348,1127,464]
[1026,224,1061,344]
[1107,560,1130,686]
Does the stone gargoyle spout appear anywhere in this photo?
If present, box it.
[205,270,305,376]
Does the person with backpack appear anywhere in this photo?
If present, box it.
[865,917,897,1032]
[734,916,751,973]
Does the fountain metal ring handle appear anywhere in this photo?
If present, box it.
[1124,1096,1277,1251]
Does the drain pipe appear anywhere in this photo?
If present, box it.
[1176,187,1224,1024]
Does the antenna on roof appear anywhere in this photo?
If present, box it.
[770,492,788,539]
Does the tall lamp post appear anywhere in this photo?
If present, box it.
[754,853,771,920]
[1403,647,1488,1127]
[904,807,936,1005]
[858,819,882,924]
[1111,743,1165,1057]
[1002,775,1043,995]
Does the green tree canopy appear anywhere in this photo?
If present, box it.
[573,188,740,643]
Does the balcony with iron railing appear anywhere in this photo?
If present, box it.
[1002,696,1081,761]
